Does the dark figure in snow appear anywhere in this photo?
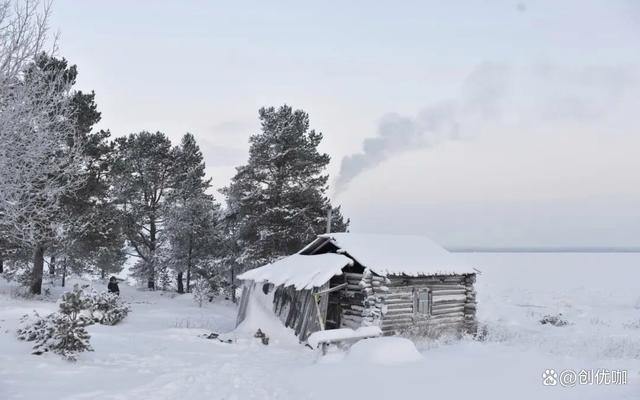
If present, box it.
[108,276,120,295]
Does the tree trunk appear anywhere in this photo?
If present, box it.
[230,265,236,303]
[31,245,46,295]
[101,268,105,279]
[61,258,67,287]
[49,255,56,276]
[0,257,3,274]
[177,271,184,294]
[186,234,193,293]
[148,216,156,290]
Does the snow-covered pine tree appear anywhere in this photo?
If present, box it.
[18,285,94,360]
[192,277,214,307]
[44,286,93,360]
[112,132,176,289]
[27,55,127,284]
[222,105,349,269]
[165,133,223,293]
[0,3,87,294]
[85,290,130,326]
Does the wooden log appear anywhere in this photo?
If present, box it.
[386,289,416,296]
[386,290,418,297]
[432,294,467,302]
[428,284,467,290]
[431,298,467,306]
[343,316,364,322]
[428,313,465,322]
[384,308,413,316]
[381,318,464,331]
[431,305,466,316]
[381,316,414,324]
[386,302,413,309]
[431,289,467,296]
[383,299,412,306]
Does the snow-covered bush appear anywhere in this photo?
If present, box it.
[191,273,229,307]
[85,291,130,325]
[48,313,93,361]
[15,285,130,360]
[193,278,214,307]
[17,287,94,361]
[16,311,57,343]
[540,313,569,327]
[59,285,94,319]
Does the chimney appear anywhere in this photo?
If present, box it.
[326,208,332,233]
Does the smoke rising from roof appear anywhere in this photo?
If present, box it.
[333,64,510,196]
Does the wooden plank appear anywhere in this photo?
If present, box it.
[235,283,253,327]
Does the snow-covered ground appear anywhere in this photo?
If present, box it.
[1,252,639,400]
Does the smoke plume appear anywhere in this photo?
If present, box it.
[333,63,509,195]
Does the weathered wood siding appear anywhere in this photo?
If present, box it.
[380,273,477,337]
[336,272,477,338]
[238,272,477,342]
[235,282,254,327]
[235,282,330,342]
[272,283,329,341]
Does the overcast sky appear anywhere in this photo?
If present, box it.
[51,0,640,247]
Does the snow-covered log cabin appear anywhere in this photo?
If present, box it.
[236,233,478,342]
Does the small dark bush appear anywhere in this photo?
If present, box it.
[540,313,568,327]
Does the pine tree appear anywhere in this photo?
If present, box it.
[0,54,86,294]
[18,285,94,361]
[165,133,222,293]
[29,55,127,284]
[113,132,176,289]
[222,105,349,269]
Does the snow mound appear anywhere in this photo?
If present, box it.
[347,337,423,365]
[307,326,381,348]
[232,284,299,346]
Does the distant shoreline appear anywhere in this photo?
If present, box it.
[448,247,640,253]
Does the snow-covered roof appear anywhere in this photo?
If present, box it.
[312,233,475,276]
[237,253,353,289]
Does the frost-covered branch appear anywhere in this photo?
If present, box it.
[0,0,86,294]
[0,0,54,84]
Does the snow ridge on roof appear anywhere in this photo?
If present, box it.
[237,253,353,289]
[318,233,475,276]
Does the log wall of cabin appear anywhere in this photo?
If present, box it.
[335,272,477,337]
[335,270,388,329]
[380,273,477,337]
